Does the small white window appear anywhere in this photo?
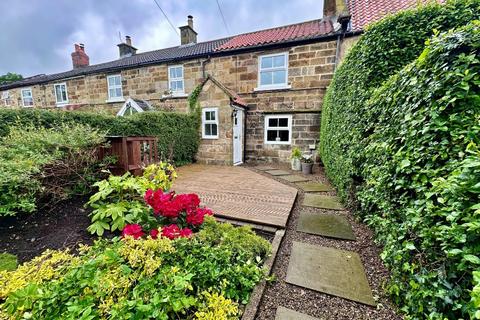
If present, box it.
[54,83,68,105]
[257,52,289,90]
[168,65,184,94]
[264,114,292,145]
[107,74,123,101]
[202,108,219,139]
[21,88,33,107]
[1,91,10,106]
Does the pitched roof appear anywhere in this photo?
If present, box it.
[1,19,338,90]
[348,0,444,31]
[215,19,334,51]
[203,75,248,108]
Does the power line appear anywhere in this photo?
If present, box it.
[152,0,179,36]
[215,0,230,35]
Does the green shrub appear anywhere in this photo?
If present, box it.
[0,109,200,165]
[0,219,271,319]
[87,162,177,236]
[320,0,480,202]
[354,23,479,319]
[0,124,107,216]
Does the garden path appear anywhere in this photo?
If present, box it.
[172,164,297,228]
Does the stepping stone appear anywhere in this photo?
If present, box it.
[265,169,290,176]
[286,242,375,306]
[279,175,310,183]
[296,182,333,192]
[297,212,356,240]
[275,306,322,320]
[255,166,276,171]
[303,194,344,210]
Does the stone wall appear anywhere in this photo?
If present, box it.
[0,39,338,163]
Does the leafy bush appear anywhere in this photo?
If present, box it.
[350,23,479,319]
[0,218,271,319]
[0,124,107,216]
[87,163,177,235]
[0,109,200,165]
[320,0,480,201]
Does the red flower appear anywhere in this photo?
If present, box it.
[150,228,160,239]
[144,189,176,217]
[174,194,200,211]
[122,224,144,239]
[161,224,181,240]
[186,207,213,226]
[179,227,193,238]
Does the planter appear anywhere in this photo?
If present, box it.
[301,162,313,174]
[291,158,301,171]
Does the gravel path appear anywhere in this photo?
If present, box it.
[248,164,402,320]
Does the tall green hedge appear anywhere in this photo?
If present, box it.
[0,109,200,165]
[330,21,480,319]
[320,0,480,202]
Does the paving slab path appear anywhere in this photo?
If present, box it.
[251,164,401,320]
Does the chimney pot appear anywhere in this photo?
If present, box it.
[71,43,89,69]
[117,36,137,58]
[125,36,131,46]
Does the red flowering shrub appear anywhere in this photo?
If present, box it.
[121,224,144,239]
[123,189,214,240]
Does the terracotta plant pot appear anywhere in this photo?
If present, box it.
[301,162,313,174]
[291,158,301,171]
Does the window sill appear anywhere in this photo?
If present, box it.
[56,103,68,107]
[22,105,34,108]
[202,136,219,140]
[254,85,291,92]
[161,93,188,99]
[264,141,291,145]
[106,98,125,103]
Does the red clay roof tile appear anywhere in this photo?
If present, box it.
[215,19,334,51]
[348,0,445,31]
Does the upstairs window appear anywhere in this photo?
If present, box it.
[202,108,218,139]
[264,114,292,144]
[107,74,123,101]
[21,88,33,107]
[54,83,68,105]
[1,91,10,106]
[168,65,184,94]
[258,52,289,89]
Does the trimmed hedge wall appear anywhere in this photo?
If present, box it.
[320,0,480,202]
[0,109,200,165]
[358,23,480,319]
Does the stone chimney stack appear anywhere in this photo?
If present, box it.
[179,15,197,45]
[71,43,90,69]
[117,35,137,59]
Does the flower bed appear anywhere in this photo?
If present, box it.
[0,163,272,319]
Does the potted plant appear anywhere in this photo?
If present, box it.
[290,147,302,171]
[301,154,314,174]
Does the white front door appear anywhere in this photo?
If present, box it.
[233,109,244,165]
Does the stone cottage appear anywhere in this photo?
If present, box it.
[0,0,427,165]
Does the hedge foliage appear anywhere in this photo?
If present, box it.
[358,23,480,319]
[0,109,200,165]
[0,218,271,320]
[320,0,480,201]
[0,124,107,217]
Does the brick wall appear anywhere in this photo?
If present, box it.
[0,39,337,163]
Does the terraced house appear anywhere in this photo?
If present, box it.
[0,0,422,165]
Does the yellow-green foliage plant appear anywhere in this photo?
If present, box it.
[87,162,177,235]
[0,218,271,319]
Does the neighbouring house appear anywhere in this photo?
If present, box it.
[0,0,436,165]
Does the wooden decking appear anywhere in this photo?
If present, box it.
[172,165,297,228]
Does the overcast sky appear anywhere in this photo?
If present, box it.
[0,0,323,77]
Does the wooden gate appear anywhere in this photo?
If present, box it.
[99,136,158,175]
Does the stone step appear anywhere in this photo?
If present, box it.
[303,194,344,210]
[297,212,356,240]
[265,169,291,176]
[286,242,376,306]
[279,175,310,183]
[275,306,323,320]
[296,181,334,192]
